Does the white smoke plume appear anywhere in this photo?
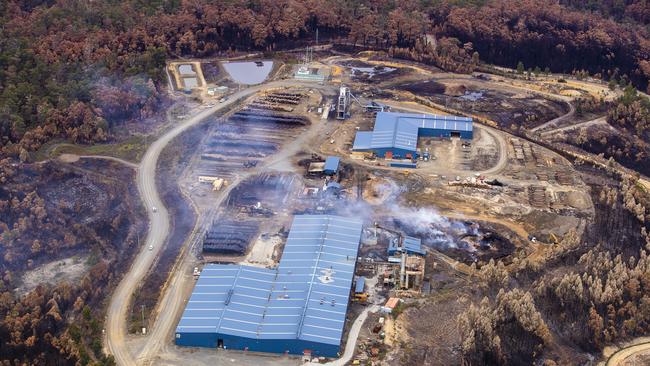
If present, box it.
[348,176,480,249]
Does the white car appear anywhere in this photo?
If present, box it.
[152,206,157,213]
[148,245,154,251]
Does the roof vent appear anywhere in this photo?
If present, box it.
[318,268,335,284]
[224,289,234,306]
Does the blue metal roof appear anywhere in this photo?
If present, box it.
[324,156,340,173]
[177,215,363,347]
[355,276,365,293]
[387,235,425,256]
[352,131,373,150]
[354,111,473,153]
[404,236,425,255]
[325,182,342,191]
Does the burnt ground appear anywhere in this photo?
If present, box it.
[395,81,569,130]
[397,79,446,96]
[577,163,649,257]
[448,223,518,264]
[226,173,297,212]
[128,120,205,332]
[201,61,221,83]
[197,172,303,265]
[549,123,650,177]
[336,59,412,84]
[363,87,398,100]
[4,159,146,276]
[393,257,471,366]
[387,162,633,366]
[365,52,444,73]
[388,217,518,265]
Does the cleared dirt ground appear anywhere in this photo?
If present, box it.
[16,255,90,296]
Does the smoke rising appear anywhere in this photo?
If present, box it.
[338,176,481,250]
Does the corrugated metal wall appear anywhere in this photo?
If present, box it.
[418,128,473,139]
[176,332,341,357]
[373,147,414,158]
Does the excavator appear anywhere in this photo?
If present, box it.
[353,292,368,304]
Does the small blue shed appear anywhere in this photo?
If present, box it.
[324,156,340,175]
[355,276,366,294]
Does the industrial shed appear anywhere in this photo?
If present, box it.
[324,156,340,176]
[175,215,363,357]
[354,276,366,294]
[388,236,425,256]
[352,111,473,158]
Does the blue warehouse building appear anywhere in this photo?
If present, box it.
[352,111,473,158]
[175,215,363,357]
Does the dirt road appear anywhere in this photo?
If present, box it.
[307,305,379,366]
[529,97,575,132]
[605,339,650,366]
[58,153,139,169]
[104,79,322,366]
[539,115,610,137]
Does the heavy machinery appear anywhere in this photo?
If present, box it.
[353,293,368,304]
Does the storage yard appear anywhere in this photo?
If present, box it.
[116,52,601,366]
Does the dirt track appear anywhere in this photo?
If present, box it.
[539,115,610,136]
[604,338,650,366]
[58,153,139,169]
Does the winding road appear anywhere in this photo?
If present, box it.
[605,339,650,366]
[539,115,611,137]
[104,79,313,366]
[529,98,575,132]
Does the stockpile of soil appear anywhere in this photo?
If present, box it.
[398,80,446,96]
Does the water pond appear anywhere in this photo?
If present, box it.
[222,61,273,85]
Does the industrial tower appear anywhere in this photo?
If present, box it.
[336,86,351,120]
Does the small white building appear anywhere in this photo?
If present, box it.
[207,86,229,96]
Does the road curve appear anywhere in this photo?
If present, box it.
[104,79,313,366]
[605,340,650,366]
[529,98,575,132]
[539,115,609,137]
[307,306,379,366]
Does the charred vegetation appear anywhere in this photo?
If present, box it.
[0,159,145,365]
